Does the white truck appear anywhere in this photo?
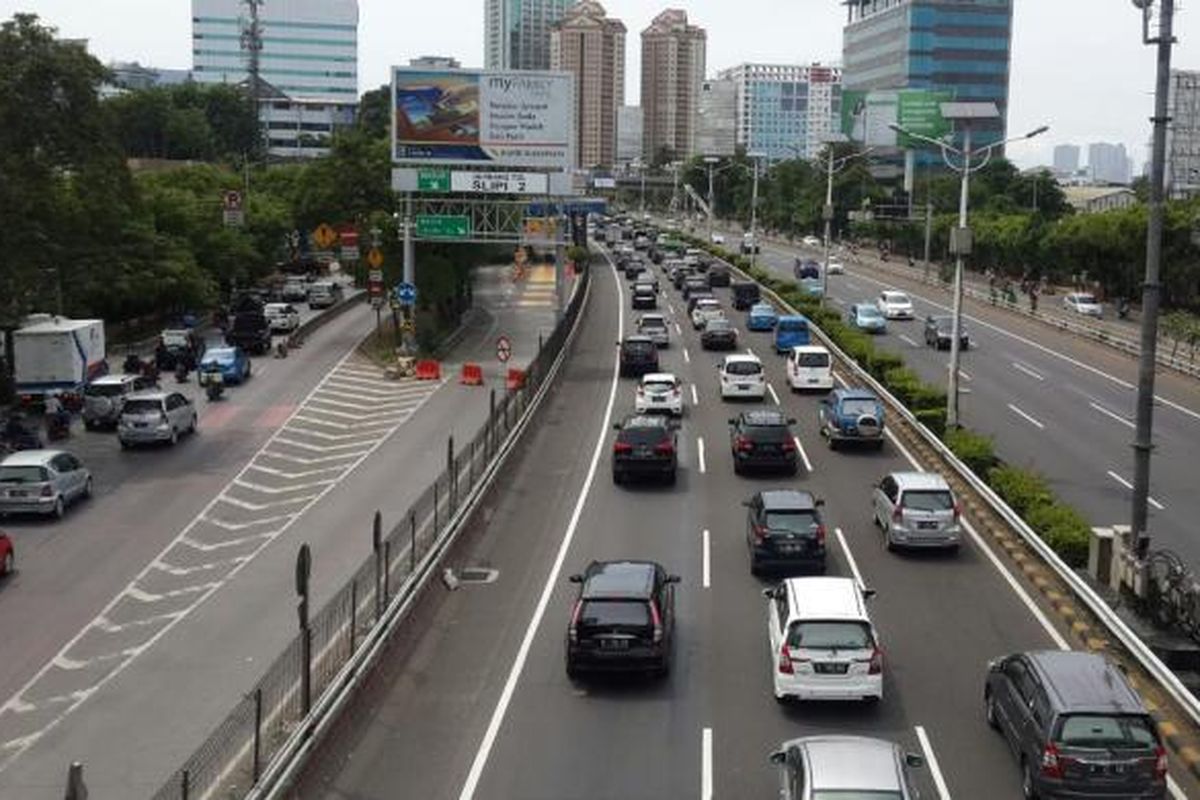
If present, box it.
[13,316,107,403]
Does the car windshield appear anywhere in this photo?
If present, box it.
[795,352,830,367]
[643,380,676,393]
[122,399,163,415]
[751,305,774,315]
[787,620,874,650]
[85,383,126,397]
[812,792,903,800]
[858,307,884,320]
[883,293,910,304]
[579,600,650,627]
[1056,714,1158,749]
[901,490,954,511]
[0,465,49,484]
[765,510,818,534]
[726,361,762,376]
[840,398,879,417]
[203,351,235,365]
[1075,294,1098,305]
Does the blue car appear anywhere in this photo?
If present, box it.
[774,315,812,353]
[746,303,779,331]
[818,388,886,450]
[198,346,251,385]
[847,303,888,334]
[799,276,824,298]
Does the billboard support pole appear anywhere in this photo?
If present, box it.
[555,206,566,323]
[402,192,415,356]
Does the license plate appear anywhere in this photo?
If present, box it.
[737,384,749,391]
[917,521,939,530]
[814,662,849,675]
[9,490,27,498]
[807,378,819,383]
[135,422,148,428]
[600,638,629,650]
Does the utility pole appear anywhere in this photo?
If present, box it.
[749,155,761,271]
[1131,0,1176,545]
[822,144,836,304]
[705,157,719,241]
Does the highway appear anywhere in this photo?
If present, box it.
[294,254,1200,798]
[0,266,564,797]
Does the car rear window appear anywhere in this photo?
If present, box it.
[0,466,49,484]
[640,318,666,330]
[85,383,126,397]
[643,380,675,393]
[765,510,818,535]
[787,620,873,650]
[812,792,902,800]
[778,318,809,332]
[579,600,650,628]
[122,399,164,415]
[725,361,762,376]
[619,424,668,445]
[794,352,829,368]
[901,490,954,512]
[1056,714,1158,749]
[840,398,879,417]
[1075,294,1098,305]
[858,306,884,319]
[624,341,655,355]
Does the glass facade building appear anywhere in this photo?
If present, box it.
[485,0,573,71]
[718,63,842,162]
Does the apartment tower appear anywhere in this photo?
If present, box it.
[485,0,572,70]
[550,1,626,170]
[640,9,706,163]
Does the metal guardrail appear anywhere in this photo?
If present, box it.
[718,254,1200,731]
[147,269,591,800]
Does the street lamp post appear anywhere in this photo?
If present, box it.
[890,108,1048,430]
[747,152,766,271]
[811,137,874,306]
[704,156,720,241]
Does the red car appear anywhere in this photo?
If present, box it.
[0,532,13,576]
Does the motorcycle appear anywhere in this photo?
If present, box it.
[46,411,71,441]
[200,368,225,401]
[175,362,190,383]
[1117,299,1131,320]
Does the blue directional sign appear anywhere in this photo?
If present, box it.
[394,282,417,305]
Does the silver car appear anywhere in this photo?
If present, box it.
[770,735,924,799]
[0,450,92,519]
[118,390,198,448]
[637,314,670,347]
[82,374,155,430]
[872,471,961,551]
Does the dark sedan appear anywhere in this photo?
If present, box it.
[700,318,739,350]
[612,414,677,485]
[923,315,970,350]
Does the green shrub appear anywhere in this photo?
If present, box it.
[908,383,948,412]
[1026,502,1091,567]
[944,427,997,475]
[883,366,921,404]
[913,407,947,436]
[839,332,875,368]
[869,350,905,382]
[987,465,1053,516]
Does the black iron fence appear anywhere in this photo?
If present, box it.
[148,264,590,800]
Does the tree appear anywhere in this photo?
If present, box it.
[357,84,390,140]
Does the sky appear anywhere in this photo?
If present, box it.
[4,0,1197,171]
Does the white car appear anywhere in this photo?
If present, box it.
[711,232,726,245]
[635,373,684,416]
[718,354,766,400]
[827,260,844,275]
[876,290,914,320]
[264,302,301,332]
[765,576,883,704]
[691,298,723,330]
[1063,292,1103,318]
[786,346,834,391]
[802,235,821,248]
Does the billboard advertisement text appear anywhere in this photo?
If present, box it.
[841,89,953,148]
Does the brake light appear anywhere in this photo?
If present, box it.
[782,438,797,453]
[814,525,826,546]
[868,646,883,674]
[40,485,53,498]
[777,642,794,674]
[614,441,633,454]
[1153,745,1168,780]
[752,523,768,543]
[892,506,904,523]
[655,440,675,455]
[650,600,663,643]
[1041,742,1064,779]
[568,600,582,643]
[953,502,962,523]
[735,435,753,453]
[636,387,645,396]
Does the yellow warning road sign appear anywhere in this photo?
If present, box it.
[367,247,384,269]
[313,223,338,250]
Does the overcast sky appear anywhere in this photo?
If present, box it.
[5,0,1196,170]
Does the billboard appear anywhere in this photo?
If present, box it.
[392,68,574,169]
[841,89,953,148]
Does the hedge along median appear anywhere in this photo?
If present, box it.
[683,233,1092,568]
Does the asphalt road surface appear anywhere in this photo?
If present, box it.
[0,266,566,797]
[295,254,1200,799]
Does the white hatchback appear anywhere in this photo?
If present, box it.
[718,354,766,400]
[876,290,914,320]
[264,302,301,332]
[786,346,833,391]
[635,373,684,416]
[1063,292,1103,318]
[691,299,723,330]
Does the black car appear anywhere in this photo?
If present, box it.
[681,277,709,300]
[923,315,970,350]
[625,261,646,280]
[743,489,827,575]
[685,292,716,316]
[731,280,761,310]
[565,560,679,678]
[729,410,800,475]
[700,318,739,350]
[618,336,659,377]
[612,414,677,484]
[707,263,732,288]
[632,282,658,310]
[794,259,821,280]
[672,266,697,290]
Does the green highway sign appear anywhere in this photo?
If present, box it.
[416,214,470,238]
[418,168,451,192]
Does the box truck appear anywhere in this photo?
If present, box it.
[13,316,107,404]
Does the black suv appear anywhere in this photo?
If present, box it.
[565,560,679,678]
[618,336,659,378]
[631,282,658,310]
[743,490,827,575]
[682,277,709,300]
[984,650,1166,800]
[729,410,800,475]
[612,414,677,484]
[707,263,732,288]
[732,280,761,310]
[923,315,970,350]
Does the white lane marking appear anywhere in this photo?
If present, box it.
[834,527,865,591]
[1006,403,1045,430]
[675,322,683,336]
[668,302,676,315]
[702,529,711,589]
[697,437,707,474]
[456,256,624,800]
[746,347,757,358]
[1011,361,1045,382]
[957,368,973,382]
[899,334,919,348]
[691,384,699,406]
[846,281,862,291]
[1090,402,1136,430]
[701,727,713,800]
[793,436,814,473]
[768,383,781,406]
[1106,471,1166,510]
[914,725,952,800]
[683,346,691,364]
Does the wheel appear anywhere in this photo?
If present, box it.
[612,470,623,485]
[1,550,12,575]
[83,420,95,431]
[827,436,839,451]
[665,470,677,486]
[169,427,179,446]
[985,690,1000,730]
[1021,758,1038,800]
[51,496,64,520]
[873,439,885,451]
[885,528,898,552]
[566,660,580,681]
[119,438,130,450]
[189,413,197,434]
[733,460,743,476]
[774,692,790,706]
[83,477,93,499]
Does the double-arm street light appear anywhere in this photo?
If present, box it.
[814,136,876,304]
[700,155,766,261]
[889,106,1048,430]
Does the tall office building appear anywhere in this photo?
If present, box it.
[485,0,572,70]
[617,106,644,169]
[1168,69,1200,198]
[640,9,706,163]
[550,1,625,171]
[409,56,461,69]
[696,78,737,157]
[191,0,359,158]
[841,0,1013,156]
[1052,144,1081,175]
[718,62,843,161]
[1088,142,1132,185]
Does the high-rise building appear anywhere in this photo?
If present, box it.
[696,78,737,157]
[409,56,462,69]
[617,106,644,169]
[485,0,572,71]
[718,62,843,161]
[841,0,1013,157]
[1052,144,1081,176]
[550,1,625,171]
[1088,142,1132,185]
[191,0,359,158]
[1168,69,1200,198]
[640,9,706,163]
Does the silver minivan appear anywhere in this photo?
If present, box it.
[770,735,924,799]
[83,374,155,430]
[0,449,92,519]
[118,391,198,448]
[872,471,961,551]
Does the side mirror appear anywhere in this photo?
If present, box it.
[814,498,825,507]
[612,423,622,430]
[761,586,778,599]
[768,750,787,765]
[905,753,925,769]
[728,418,737,425]
[568,574,584,584]
[666,574,681,584]
[787,418,797,425]
[861,587,877,600]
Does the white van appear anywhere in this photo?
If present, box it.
[718,354,766,400]
[764,576,883,704]
[786,345,833,392]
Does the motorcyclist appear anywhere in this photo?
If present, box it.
[44,394,70,439]
[200,362,225,401]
